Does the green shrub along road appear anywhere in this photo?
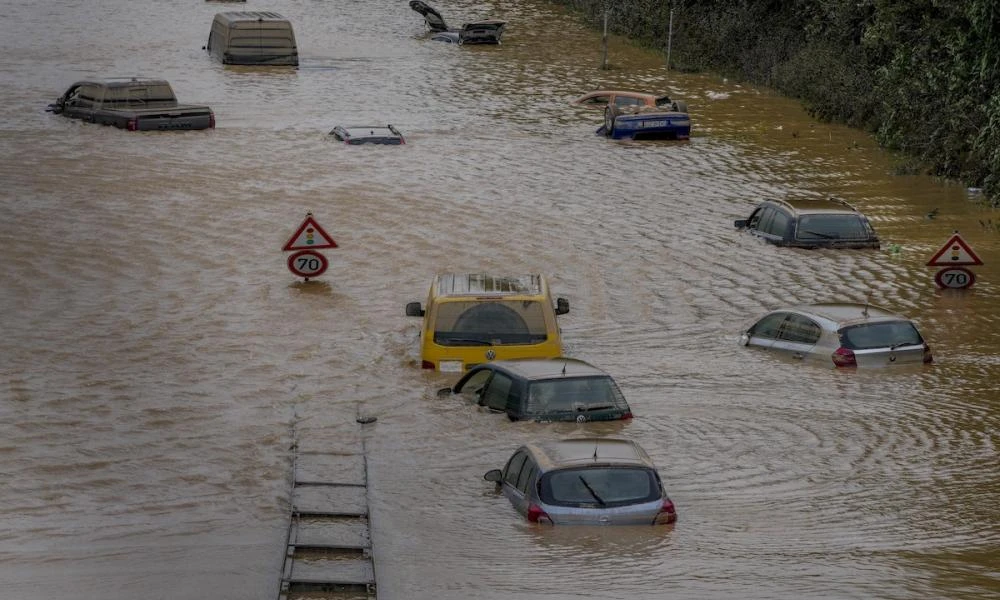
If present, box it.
[555,0,1000,203]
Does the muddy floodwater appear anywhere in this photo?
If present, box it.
[1,1,999,599]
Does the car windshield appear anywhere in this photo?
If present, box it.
[795,214,874,240]
[524,376,628,415]
[540,467,659,507]
[433,300,548,345]
[839,320,924,350]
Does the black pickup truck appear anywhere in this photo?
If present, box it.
[47,78,215,131]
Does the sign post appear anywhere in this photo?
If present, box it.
[283,213,337,281]
[927,231,982,290]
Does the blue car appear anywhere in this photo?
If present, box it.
[597,98,690,141]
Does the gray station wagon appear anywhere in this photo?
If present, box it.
[484,437,677,525]
[741,302,933,367]
[439,358,633,422]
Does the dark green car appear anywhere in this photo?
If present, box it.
[440,358,633,422]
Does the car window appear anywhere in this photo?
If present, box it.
[614,96,643,107]
[765,208,790,236]
[778,314,822,344]
[749,313,788,340]
[839,320,923,350]
[454,368,492,395]
[796,214,875,240]
[432,301,548,346]
[503,451,528,487]
[525,376,627,414]
[482,373,513,411]
[516,459,536,494]
[756,207,776,233]
[540,467,659,507]
[581,95,609,105]
[746,207,764,229]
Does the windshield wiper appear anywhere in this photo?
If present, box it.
[439,338,492,346]
[890,341,918,350]
[577,475,606,505]
[578,404,614,412]
[802,230,837,239]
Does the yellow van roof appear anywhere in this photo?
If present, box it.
[435,274,544,297]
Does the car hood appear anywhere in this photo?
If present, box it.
[409,0,449,31]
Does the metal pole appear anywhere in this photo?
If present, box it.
[666,8,673,72]
[601,9,609,70]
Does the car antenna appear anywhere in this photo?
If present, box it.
[863,291,871,318]
[592,440,599,461]
[561,361,567,375]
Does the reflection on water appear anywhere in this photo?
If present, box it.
[1,0,999,599]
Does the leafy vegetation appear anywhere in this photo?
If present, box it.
[553,0,1000,202]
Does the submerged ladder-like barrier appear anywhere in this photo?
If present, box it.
[278,420,377,600]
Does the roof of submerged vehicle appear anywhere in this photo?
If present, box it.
[766,196,865,215]
[786,303,913,326]
[433,273,546,298]
[485,358,608,380]
[525,437,654,471]
[214,11,291,24]
[71,77,172,88]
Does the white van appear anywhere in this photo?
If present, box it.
[205,11,298,66]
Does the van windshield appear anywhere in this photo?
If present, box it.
[525,376,629,415]
[540,467,659,507]
[433,300,548,346]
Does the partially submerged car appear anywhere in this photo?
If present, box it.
[329,125,405,145]
[409,0,506,44]
[438,358,633,422]
[484,437,677,525]
[573,90,690,140]
[740,302,933,367]
[406,273,569,372]
[46,78,214,131]
[734,196,880,249]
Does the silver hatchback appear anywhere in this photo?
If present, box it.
[741,302,933,367]
[484,437,677,526]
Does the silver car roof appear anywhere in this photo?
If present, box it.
[524,437,655,472]
[782,303,914,329]
[486,358,608,380]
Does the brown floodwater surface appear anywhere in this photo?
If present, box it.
[1,1,998,599]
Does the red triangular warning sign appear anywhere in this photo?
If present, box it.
[283,214,338,251]
[926,233,982,266]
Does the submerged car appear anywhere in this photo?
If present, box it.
[406,273,569,372]
[740,303,933,367]
[439,358,633,422]
[573,90,690,140]
[329,125,405,145]
[734,196,880,249]
[484,437,677,525]
[409,0,506,44]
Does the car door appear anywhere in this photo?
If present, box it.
[452,367,494,404]
[480,372,514,413]
[742,312,788,349]
[501,450,530,517]
[771,314,822,360]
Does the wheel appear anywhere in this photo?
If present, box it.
[672,100,688,113]
[603,106,616,137]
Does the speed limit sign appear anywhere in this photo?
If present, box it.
[287,250,328,278]
[934,266,975,289]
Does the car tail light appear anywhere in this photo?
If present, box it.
[421,360,435,370]
[653,498,677,525]
[209,112,216,129]
[621,411,633,420]
[832,347,857,367]
[527,503,552,525]
[923,343,933,364]
[126,118,138,131]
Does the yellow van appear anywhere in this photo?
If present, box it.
[406,274,570,372]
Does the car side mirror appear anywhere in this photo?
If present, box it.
[555,297,569,315]
[405,301,424,317]
[436,387,453,397]
[734,219,747,228]
[739,332,751,346]
[483,469,502,482]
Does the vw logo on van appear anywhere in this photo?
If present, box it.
[485,349,496,360]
